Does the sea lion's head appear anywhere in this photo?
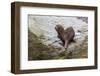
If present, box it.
[55,24,64,33]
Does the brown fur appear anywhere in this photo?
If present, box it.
[55,25,75,49]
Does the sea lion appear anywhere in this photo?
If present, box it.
[55,25,75,49]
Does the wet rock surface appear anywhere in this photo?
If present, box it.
[28,15,88,60]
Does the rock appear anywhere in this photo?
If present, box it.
[28,15,88,59]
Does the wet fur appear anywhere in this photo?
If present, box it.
[55,25,75,49]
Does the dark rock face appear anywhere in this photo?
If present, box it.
[55,25,75,49]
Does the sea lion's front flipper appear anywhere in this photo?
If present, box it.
[64,40,68,49]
